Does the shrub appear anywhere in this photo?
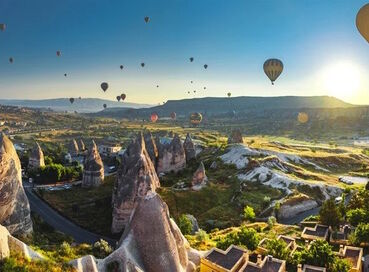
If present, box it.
[178,214,193,235]
[92,239,113,258]
[266,239,290,260]
[243,206,255,221]
[267,216,276,229]
[195,230,208,243]
[346,208,368,226]
[238,226,259,251]
[319,199,342,228]
[299,240,335,268]
[331,258,351,272]
[353,223,369,244]
[59,241,73,257]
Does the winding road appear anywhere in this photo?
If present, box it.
[24,186,117,246]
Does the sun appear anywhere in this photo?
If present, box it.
[323,61,361,101]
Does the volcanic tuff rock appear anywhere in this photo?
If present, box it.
[143,131,158,168]
[227,129,244,144]
[111,133,160,234]
[0,134,33,235]
[69,139,79,156]
[192,162,208,190]
[183,133,196,162]
[156,134,186,174]
[78,139,86,151]
[82,140,104,188]
[28,142,45,169]
[72,193,201,272]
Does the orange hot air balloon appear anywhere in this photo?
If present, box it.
[101,82,108,92]
[356,3,369,44]
[150,112,158,123]
[121,93,126,100]
[190,112,202,125]
[170,112,176,120]
[297,112,309,124]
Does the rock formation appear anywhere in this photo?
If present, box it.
[28,142,45,169]
[69,139,79,156]
[111,133,160,234]
[78,139,85,151]
[72,193,201,272]
[227,129,244,144]
[185,214,200,234]
[82,140,104,188]
[0,134,33,235]
[143,131,158,168]
[278,195,318,220]
[192,162,208,190]
[183,133,196,162]
[156,134,186,174]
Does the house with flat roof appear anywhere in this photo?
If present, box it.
[240,254,286,272]
[301,224,329,241]
[257,235,300,256]
[336,245,363,272]
[297,264,326,272]
[330,225,353,245]
[200,245,248,272]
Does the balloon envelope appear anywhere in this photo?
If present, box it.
[69,98,74,104]
[297,112,309,124]
[56,51,61,57]
[227,92,231,97]
[204,64,208,69]
[263,59,283,84]
[120,65,124,70]
[9,57,13,63]
[121,93,126,100]
[170,112,176,120]
[150,113,158,123]
[190,57,194,62]
[141,62,145,67]
[144,16,150,23]
[101,82,108,92]
[190,112,202,125]
[103,104,107,109]
[356,3,369,43]
[0,24,6,31]
[116,96,121,102]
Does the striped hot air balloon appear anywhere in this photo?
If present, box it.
[263,58,283,85]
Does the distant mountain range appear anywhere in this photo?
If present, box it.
[0,98,152,113]
[90,96,355,118]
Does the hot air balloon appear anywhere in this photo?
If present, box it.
[56,51,61,57]
[187,91,190,94]
[170,112,176,120]
[193,90,196,93]
[227,92,231,98]
[141,62,145,67]
[297,112,309,124]
[9,57,13,64]
[204,64,208,69]
[191,81,193,84]
[356,3,369,44]
[69,98,75,104]
[0,24,6,31]
[150,112,158,123]
[263,59,283,85]
[121,93,126,100]
[103,104,107,109]
[120,65,124,70]
[116,96,121,102]
[144,16,150,23]
[64,73,67,77]
[190,112,202,125]
[78,97,82,100]
[204,87,206,90]
[101,82,108,92]
[156,85,159,88]
[189,57,194,62]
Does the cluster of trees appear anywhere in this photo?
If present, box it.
[216,225,260,251]
[28,163,82,184]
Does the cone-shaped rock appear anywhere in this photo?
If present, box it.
[82,141,104,188]
[143,131,158,168]
[28,142,45,169]
[69,139,79,156]
[184,133,196,162]
[78,139,85,151]
[157,134,186,174]
[227,129,244,144]
[111,133,160,234]
[0,134,32,235]
[192,161,208,190]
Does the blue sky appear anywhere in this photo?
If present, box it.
[0,0,368,104]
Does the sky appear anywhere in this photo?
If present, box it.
[0,0,369,105]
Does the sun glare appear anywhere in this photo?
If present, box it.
[323,61,361,101]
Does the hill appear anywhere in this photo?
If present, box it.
[0,98,152,113]
[90,95,354,118]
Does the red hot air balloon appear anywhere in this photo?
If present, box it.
[150,112,158,123]
[170,112,176,120]
[101,82,108,92]
[121,93,126,100]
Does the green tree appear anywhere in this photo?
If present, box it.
[319,199,342,228]
[346,208,368,226]
[353,223,369,244]
[178,214,193,235]
[299,240,335,268]
[265,239,290,260]
[331,258,351,272]
[238,226,260,251]
[195,230,209,243]
[267,216,276,229]
[243,206,255,221]
[216,232,238,250]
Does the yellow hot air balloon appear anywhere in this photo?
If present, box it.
[297,112,309,124]
[356,3,369,44]
[263,58,283,85]
[190,112,202,125]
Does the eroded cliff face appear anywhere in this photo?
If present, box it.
[192,162,208,190]
[183,134,196,162]
[156,134,186,174]
[69,139,79,156]
[0,134,32,235]
[111,133,160,234]
[82,140,104,188]
[143,131,158,169]
[227,129,244,144]
[28,142,45,169]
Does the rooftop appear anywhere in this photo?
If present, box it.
[205,245,247,270]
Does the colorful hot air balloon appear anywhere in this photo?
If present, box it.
[144,16,150,23]
[150,112,158,123]
[263,59,283,85]
[189,57,194,62]
[69,98,75,104]
[170,112,176,120]
[116,96,121,102]
[103,103,107,109]
[101,82,108,92]
[141,62,145,67]
[227,92,231,98]
[9,57,13,64]
[121,93,126,100]
[204,64,208,69]
[0,24,6,31]
[120,65,124,70]
[56,51,61,57]
[297,112,309,124]
[190,112,202,125]
[356,3,369,44]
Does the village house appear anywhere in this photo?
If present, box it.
[301,224,329,241]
